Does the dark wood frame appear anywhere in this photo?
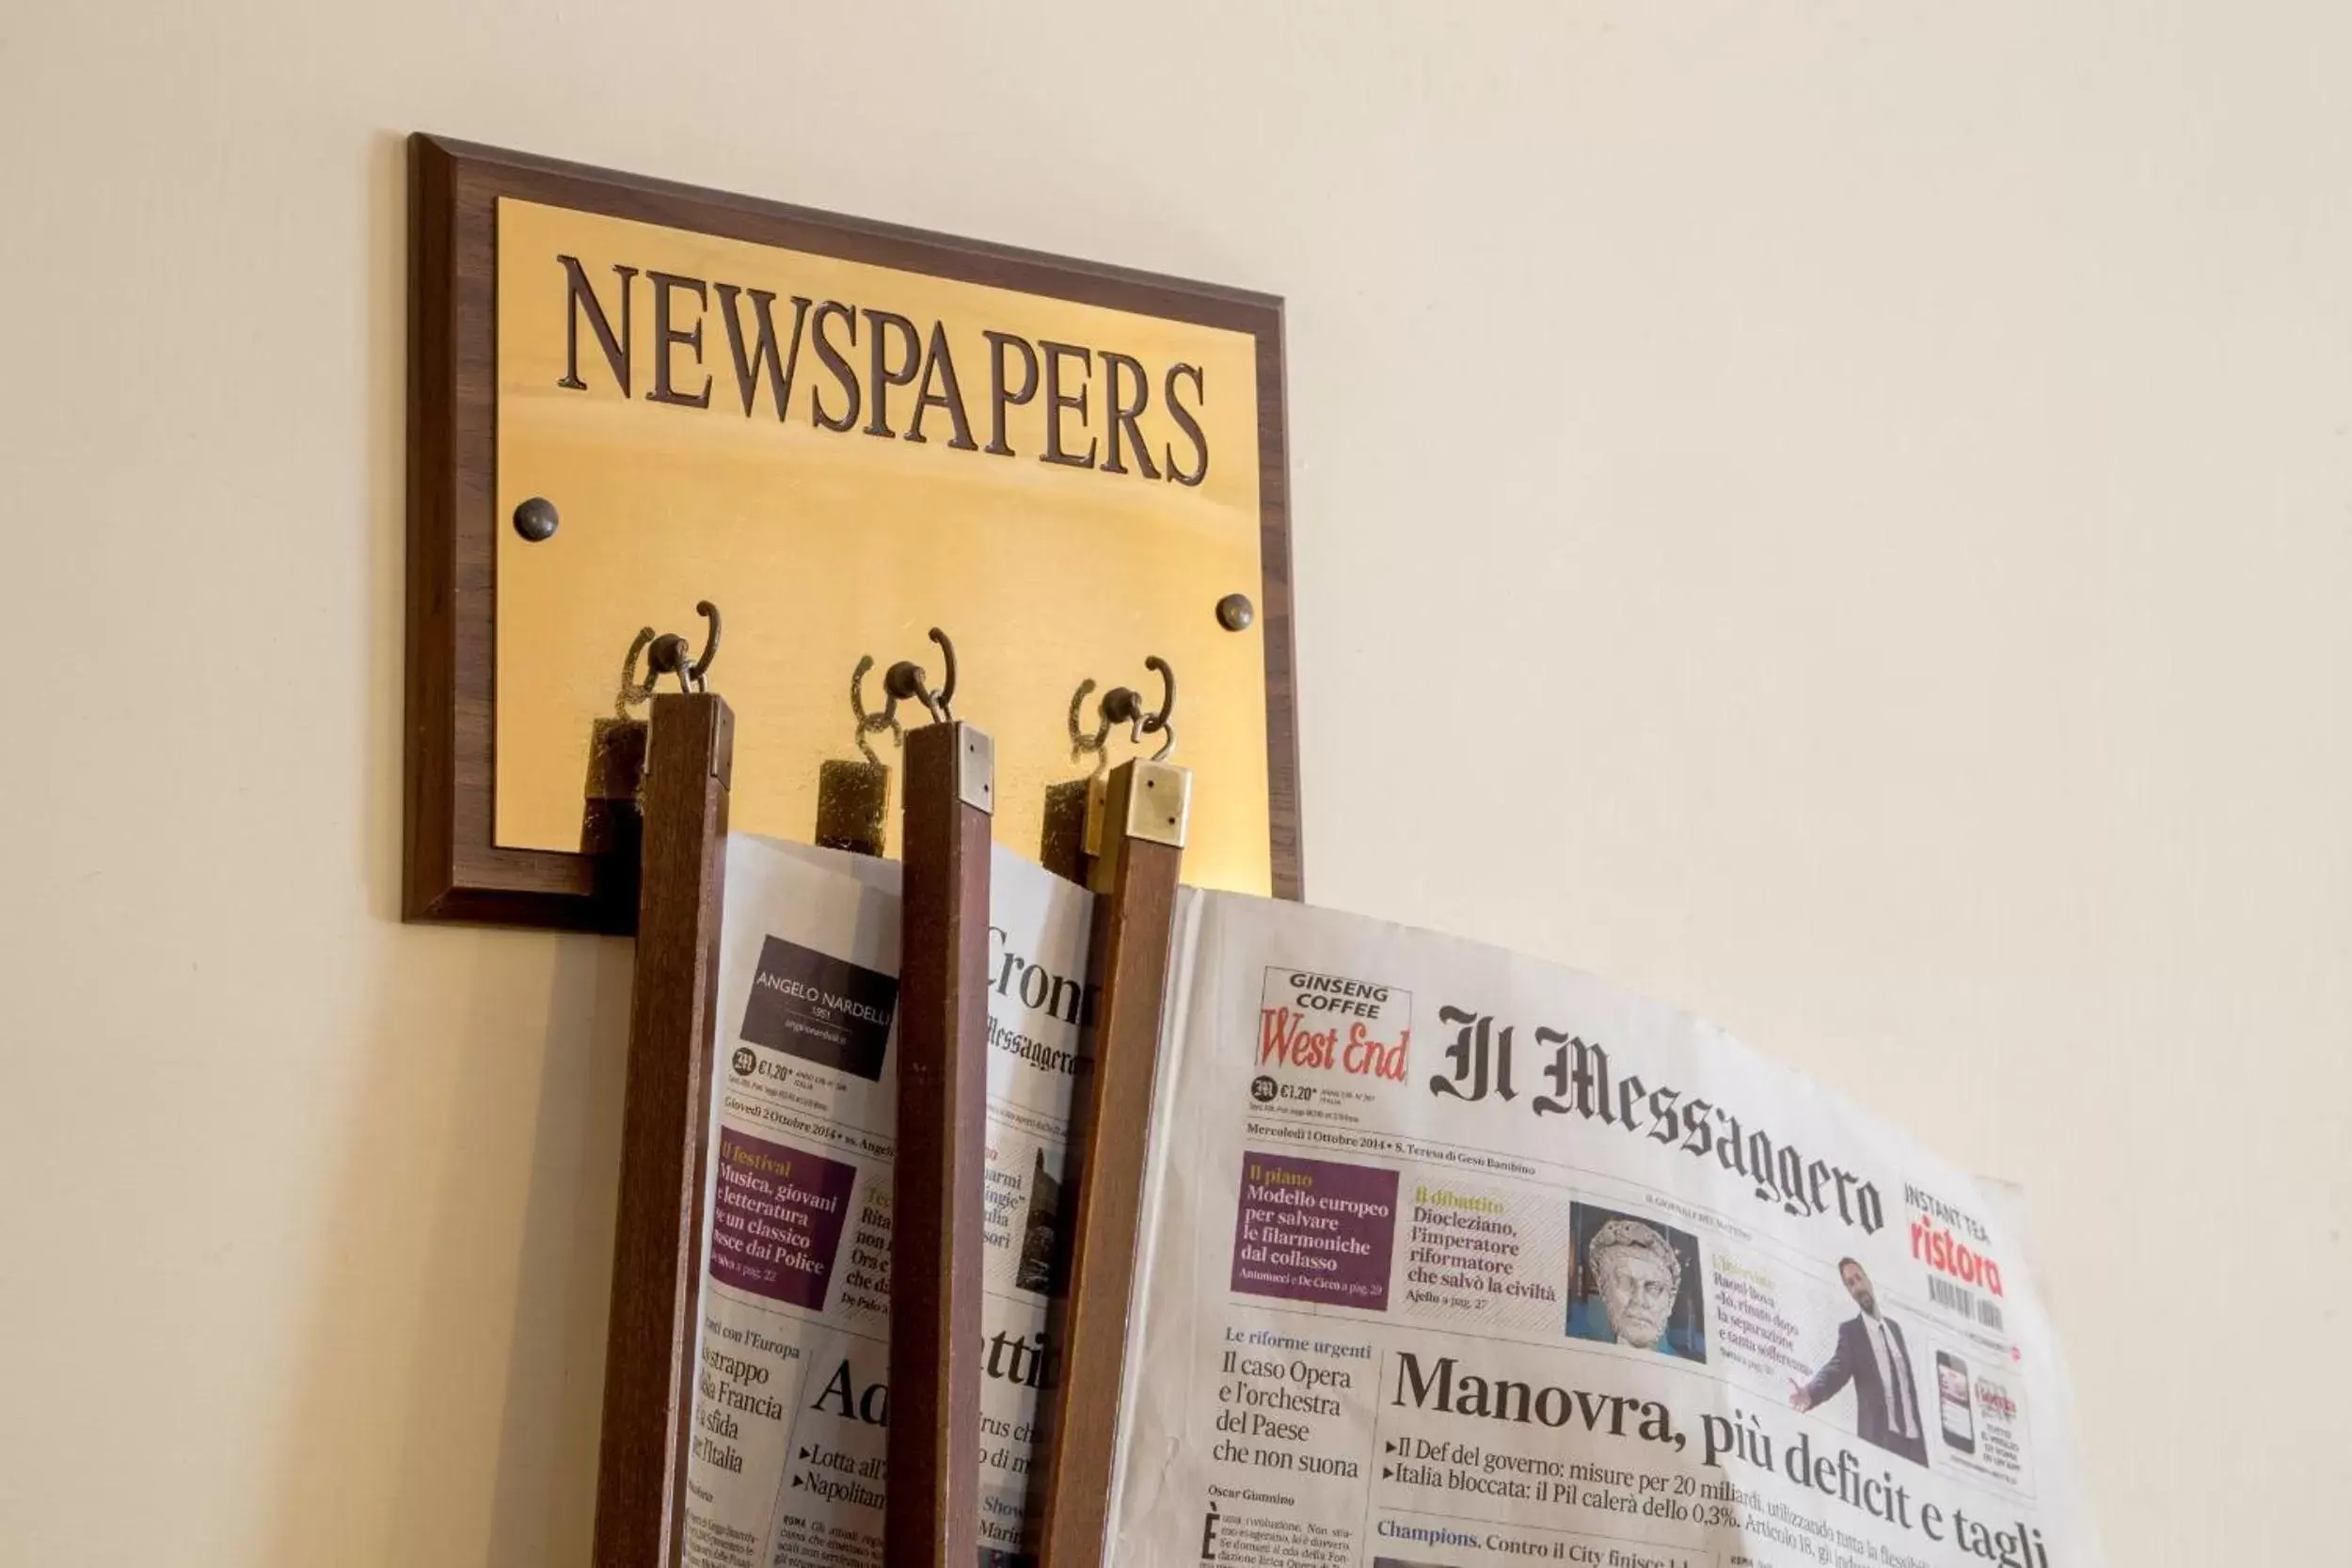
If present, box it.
[1028,760,1189,1568]
[591,693,733,1568]
[588,725,1187,1564]
[588,711,1002,1566]
[886,722,997,1568]
[405,132,1301,929]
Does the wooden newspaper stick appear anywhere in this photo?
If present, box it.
[591,692,735,1568]
[1033,758,1191,1568]
[888,720,996,1568]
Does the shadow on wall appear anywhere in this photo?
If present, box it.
[261,932,634,1567]
[260,130,636,1568]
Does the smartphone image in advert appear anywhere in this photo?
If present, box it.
[1937,1352,1976,1454]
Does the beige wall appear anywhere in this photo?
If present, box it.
[4,3,2345,1563]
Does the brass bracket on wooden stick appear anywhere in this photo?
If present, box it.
[1030,757,1193,1568]
[590,690,735,1568]
[888,712,996,1568]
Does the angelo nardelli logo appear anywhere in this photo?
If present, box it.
[739,936,899,1081]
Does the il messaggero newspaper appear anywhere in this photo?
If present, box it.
[1103,890,2102,1568]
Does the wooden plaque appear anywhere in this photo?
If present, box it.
[405,134,1299,930]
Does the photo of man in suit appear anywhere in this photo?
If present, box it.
[1788,1258,1928,1465]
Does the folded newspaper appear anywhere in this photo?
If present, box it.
[681,836,2102,1568]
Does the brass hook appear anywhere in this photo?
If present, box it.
[689,602,723,683]
[645,601,722,693]
[1067,655,1178,769]
[626,601,724,709]
[618,628,657,718]
[851,627,961,756]
[1110,655,1175,761]
[849,656,901,766]
[1137,655,1175,759]
[1068,679,1113,778]
[882,626,959,725]
[618,602,722,715]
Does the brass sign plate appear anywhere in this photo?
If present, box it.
[406,135,1298,928]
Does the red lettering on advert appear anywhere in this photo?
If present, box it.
[1343,1022,1410,1081]
[1262,1007,1409,1082]
[1260,1006,1337,1069]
